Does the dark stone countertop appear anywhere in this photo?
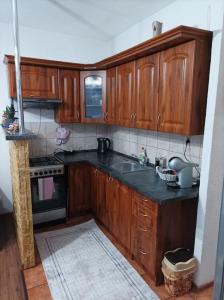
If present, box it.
[3,128,37,141]
[55,150,199,205]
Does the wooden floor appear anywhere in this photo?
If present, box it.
[0,214,27,300]
[1,214,213,300]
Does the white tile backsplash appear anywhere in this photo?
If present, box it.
[27,120,203,177]
[107,126,203,173]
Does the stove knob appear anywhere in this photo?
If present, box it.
[53,170,57,173]
[39,171,43,176]
[49,170,52,174]
[58,169,61,173]
[34,172,38,176]
[44,171,48,175]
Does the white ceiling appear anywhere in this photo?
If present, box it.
[0,0,175,40]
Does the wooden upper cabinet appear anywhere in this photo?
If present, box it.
[158,40,209,135]
[80,70,106,123]
[106,67,116,124]
[8,64,59,99]
[55,69,80,123]
[116,61,135,127]
[134,54,159,130]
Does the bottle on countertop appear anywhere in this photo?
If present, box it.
[138,147,149,165]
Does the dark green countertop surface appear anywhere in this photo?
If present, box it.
[55,150,199,205]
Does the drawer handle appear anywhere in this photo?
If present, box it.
[138,226,150,232]
[138,249,148,255]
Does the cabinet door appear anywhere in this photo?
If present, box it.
[96,170,107,224]
[80,70,106,123]
[116,62,135,127]
[117,184,132,252]
[55,69,80,123]
[134,54,159,130]
[90,168,107,223]
[105,176,120,234]
[68,164,90,219]
[106,67,116,124]
[9,64,59,99]
[158,41,195,134]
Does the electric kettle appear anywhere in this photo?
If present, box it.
[97,137,111,153]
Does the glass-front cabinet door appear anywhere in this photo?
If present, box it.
[80,70,106,123]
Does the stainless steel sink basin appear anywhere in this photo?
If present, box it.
[110,161,149,173]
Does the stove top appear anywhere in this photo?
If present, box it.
[29,156,62,167]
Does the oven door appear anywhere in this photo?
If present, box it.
[31,174,67,214]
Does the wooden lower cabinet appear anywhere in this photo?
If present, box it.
[131,192,157,280]
[90,167,107,225]
[105,176,120,234]
[68,164,91,219]
[68,164,198,285]
[117,184,132,252]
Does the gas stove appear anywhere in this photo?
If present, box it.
[29,156,64,178]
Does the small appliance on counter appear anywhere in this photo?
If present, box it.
[168,157,198,188]
[97,137,111,153]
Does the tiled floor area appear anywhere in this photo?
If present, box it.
[23,216,214,300]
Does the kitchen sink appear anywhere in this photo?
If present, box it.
[110,161,150,173]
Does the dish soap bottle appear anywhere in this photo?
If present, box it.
[139,147,146,165]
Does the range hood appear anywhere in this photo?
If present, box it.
[13,98,63,109]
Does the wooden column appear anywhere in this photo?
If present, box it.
[9,140,35,269]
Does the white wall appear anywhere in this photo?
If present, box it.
[110,0,224,287]
[1,0,224,288]
[0,21,110,213]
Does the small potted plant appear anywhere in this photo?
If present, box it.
[1,103,16,128]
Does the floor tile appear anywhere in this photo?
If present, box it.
[190,286,213,299]
[27,284,52,300]
[24,263,47,290]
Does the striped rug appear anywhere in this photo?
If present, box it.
[36,219,160,300]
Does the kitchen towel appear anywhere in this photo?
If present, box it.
[38,177,55,200]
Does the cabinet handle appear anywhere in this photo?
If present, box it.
[130,113,134,120]
[157,113,161,124]
[104,112,108,121]
[94,169,98,174]
[138,249,148,255]
[76,111,80,120]
[133,113,136,120]
[107,176,110,182]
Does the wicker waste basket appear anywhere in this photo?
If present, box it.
[162,248,197,297]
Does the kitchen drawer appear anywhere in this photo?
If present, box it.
[135,212,155,231]
[132,192,158,218]
[131,222,155,274]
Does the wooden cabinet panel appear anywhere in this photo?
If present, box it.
[117,184,132,252]
[90,167,107,224]
[105,176,120,234]
[134,54,159,130]
[96,170,107,224]
[68,164,90,219]
[116,61,135,127]
[158,41,195,135]
[80,70,106,123]
[8,64,59,99]
[106,67,116,124]
[55,69,80,123]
